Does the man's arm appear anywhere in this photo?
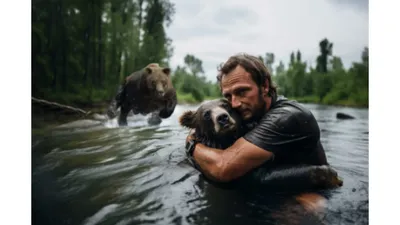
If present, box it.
[186,104,322,182]
[190,137,274,182]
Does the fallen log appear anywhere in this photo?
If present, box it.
[32,97,92,116]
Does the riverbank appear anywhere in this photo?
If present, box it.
[177,94,369,109]
[31,93,368,130]
[288,95,369,109]
[179,95,369,109]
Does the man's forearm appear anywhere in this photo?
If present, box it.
[188,138,274,182]
[192,143,226,182]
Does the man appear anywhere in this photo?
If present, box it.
[185,53,328,183]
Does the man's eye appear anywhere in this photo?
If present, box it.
[237,89,246,97]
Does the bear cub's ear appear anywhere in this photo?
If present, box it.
[179,111,197,128]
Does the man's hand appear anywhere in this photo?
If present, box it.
[184,129,203,171]
[192,138,274,182]
[185,129,195,145]
[185,129,196,157]
[295,193,327,213]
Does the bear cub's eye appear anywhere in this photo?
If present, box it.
[203,110,211,120]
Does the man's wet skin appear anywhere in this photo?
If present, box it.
[220,66,330,213]
[221,65,269,122]
[187,59,335,217]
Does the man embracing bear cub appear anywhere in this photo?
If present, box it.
[107,63,177,126]
[179,98,343,191]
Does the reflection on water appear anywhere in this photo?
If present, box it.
[32,103,369,225]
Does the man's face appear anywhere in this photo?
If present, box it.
[221,65,267,122]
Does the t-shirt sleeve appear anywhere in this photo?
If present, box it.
[243,105,320,155]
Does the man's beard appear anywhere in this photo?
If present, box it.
[242,90,266,130]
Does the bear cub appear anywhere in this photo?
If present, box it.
[107,63,177,126]
[179,98,343,191]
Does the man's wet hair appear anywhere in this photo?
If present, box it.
[216,53,277,97]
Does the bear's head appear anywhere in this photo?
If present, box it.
[143,63,171,98]
[179,99,244,147]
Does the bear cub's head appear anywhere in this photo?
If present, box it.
[179,99,244,143]
[143,63,171,98]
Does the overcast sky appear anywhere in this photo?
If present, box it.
[165,0,369,82]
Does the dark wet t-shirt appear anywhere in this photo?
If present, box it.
[243,96,328,166]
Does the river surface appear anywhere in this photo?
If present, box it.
[32,102,369,225]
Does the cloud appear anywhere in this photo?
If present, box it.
[212,6,259,26]
[327,0,369,13]
[166,0,369,82]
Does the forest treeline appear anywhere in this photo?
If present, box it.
[32,0,368,108]
[271,40,368,107]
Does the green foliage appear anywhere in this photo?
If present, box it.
[316,38,334,73]
[176,92,197,104]
[184,54,205,76]
[32,0,176,105]
[32,3,367,108]
[258,52,275,74]
[172,55,222,104]
[32,0,221,106]
[274,39,368,107]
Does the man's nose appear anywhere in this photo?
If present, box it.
[231,96,241,108]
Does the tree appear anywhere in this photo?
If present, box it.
[316,38,333,73]
[184,54,204,76]
[362,47,369,66]
[32,0,176,104]
[140,0,175,66]
[289,52,295,68]
[296,50,302,63]
[328,56,345,73]
[265,52,275,75]
[275,61,285,76]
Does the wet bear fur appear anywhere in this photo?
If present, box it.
[179,98,343,192]
[107,63,177,126]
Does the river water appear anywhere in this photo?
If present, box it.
[32,102,369,225]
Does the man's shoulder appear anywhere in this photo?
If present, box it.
[269,96,313,118]
[258,96,315,131]
[272,96,306,110]
[242,96,319,155]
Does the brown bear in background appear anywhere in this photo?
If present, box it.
[107,63,177,126]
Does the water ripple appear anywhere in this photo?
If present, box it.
[32,104,369,225]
